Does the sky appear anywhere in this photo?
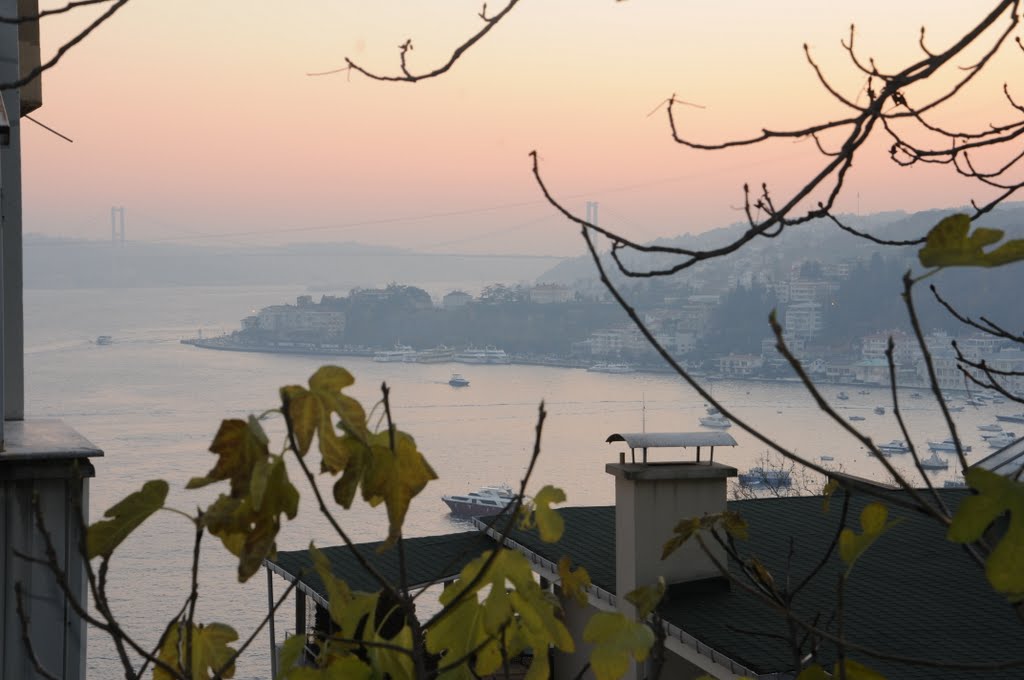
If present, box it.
[20,1,1024,256]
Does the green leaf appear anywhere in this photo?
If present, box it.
[533,485,566,542]
[822,478,840,512]
[839,502,896,572]
[918,213,1024,268]
[835,658,887,679]
[662,517,700,560]
[795,665,829,680]
[281,385,318,456]
[584,611,655,680]
[625,578,665,619]
[309,365,355,392]
[948,467,1024,599]
[558,556,592,607]
[154,621,238,680]
[86,480,168,559]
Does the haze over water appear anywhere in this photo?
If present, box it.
[26,285,1001,679]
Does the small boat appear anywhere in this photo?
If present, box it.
[738,467,792,488]
[919,452,949,470]
[947,405,965,413]
[873,406,885,415]
[927,438,971,453]
[96,335,113,345]
[448,373,470,387]
[995,413,1024,424]
[442,485,517,517]
[699,414,732,429]
[820,455,835,462]
[964,398,985,407]
[985,432,1018,448]
[849,415,866,422]
[977,423,1003,432]
[993,398,1005,404]
[705,405,720,415]
[878,440,910,455]
[910,392,922,399]
[837,391,849,401]
[587,362,634,374]
[943,479,968,488]
[857,390,871,395]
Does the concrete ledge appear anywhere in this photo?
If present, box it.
[0,419,103,461]
[606,461,736,481]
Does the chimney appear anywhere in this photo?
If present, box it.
[605,432,737,613]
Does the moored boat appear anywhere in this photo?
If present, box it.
[927,438,971,453]
[442,485,517,517]
[919,452,950,470]
[995,413,1024,424]
[978,423,1002,432]
[96,335,113,345]
[588,362,634,374]
[699,414,731,429]
[373,344,415,362]
[878,440,910,454]
[738,467,792,488]
[837,391,849,401]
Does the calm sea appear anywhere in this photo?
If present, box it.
[23,285,1000,679]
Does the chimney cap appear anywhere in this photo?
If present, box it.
[607,431,737,464]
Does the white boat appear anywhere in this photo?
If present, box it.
[965,398,985,407]
[705,405,720,415]
[408,345,455,363]
[849,415,866,422]
[454,346,510,365]
[943,479,967,488]
[996,413,1024,425]
[837,391,849,401]
[738,467,792,488]
[985,432,1018,448]
[96,335,113,345]
[977,423,1003,432]
[910,392,923,399]
[878,440,910,454]
[448,373,470,387]
[699,414,731,429]
[919,452,949,470]
[857,390,871,395]
[373,344,416,362]
[927,438,971,453]
[820,455,835,461]
[993,397,1005,404]
[587,362,634,374]
[442,485,516,517]
[873,406,885,415]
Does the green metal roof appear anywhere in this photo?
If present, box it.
[266,531,493,604]
[502,491,1024,679]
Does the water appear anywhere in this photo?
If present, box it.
[23,286,1002,679]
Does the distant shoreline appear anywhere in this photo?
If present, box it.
[179,336,995,397]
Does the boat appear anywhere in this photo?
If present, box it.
[910,392,922,399]
[738,467,792,488]
[373,344,415,362]
[441,485,517,517]
[848,415,865,422]
[587,362,634,374]
[977,423,1003,432]
[407,345,455,363]
[705,405,720,416]
[448,373,470,387]
[943,479,967,488]
[878,440,910,454]
[699,414,732,429]
[873,406,885,415]
[96,335,113,345]
[985,432,1018,448]
[857,390,871,395]
[820,455,835,461]
[927,438,971,453]
[919,452,949,470]
[454,346,511,365]
[964,398,985,407]
[837,391,849,401]
[947,405,965,412]
[993,397,1005,404]
[995,413,1024,425]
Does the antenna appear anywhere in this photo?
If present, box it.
[642,392,646,433]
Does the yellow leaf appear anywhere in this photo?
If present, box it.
[918,213,1024,268]
[87,480,168,559]
[309,365,355,392]
[584,611,654,680]
[533,485,566,543]
[624,578,664,619]
[822,478,840,512]
[558,556,592,607]
[360,431,437,547]
[188,418,269,495]
[281,385,319,456]
[839,503,896,571]
[154,621,238,680]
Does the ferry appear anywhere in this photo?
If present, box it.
[406,345,455,363]
[454,346,510,364]
[587,362,634,374]
[373,344,415,362]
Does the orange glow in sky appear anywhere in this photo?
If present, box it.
[22,1,1024,255]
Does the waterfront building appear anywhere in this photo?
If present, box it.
[442,289,473,309]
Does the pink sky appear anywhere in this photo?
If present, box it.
[22,1,1024,256]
